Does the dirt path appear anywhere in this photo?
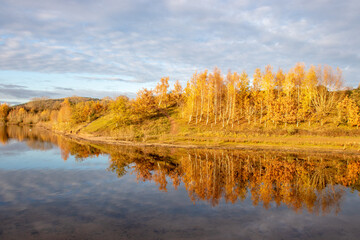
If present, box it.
[159,109,178,135]
[75,122,91,134]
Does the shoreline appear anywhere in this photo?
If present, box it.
[34,125,360,155]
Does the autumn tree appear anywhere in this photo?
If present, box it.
[282,71,297,125]
[261,65,275,126]
[225,71,239,126]
[237,71,252,124]
[155,77,170,108]
[300,65,318,125]
[57,98,72,123]
[133,88,157,121]
[275,68,285,95]
[110,96,132,125]
[252,68,263,124]
[197,71,208,123]
[271,68,286,126]
[50,110,59,123]
[39,109,51,122]
[312,65,343,125]
[0,103,10,123]
[337,96,360,127]
[206,70,214,125]
[211,68,224,125]
[184,72,198,124]
[168,80,182,109]
[293,63,306,126]
[350,85,360,107]
[18,107,27,123]
[73,100,105,124]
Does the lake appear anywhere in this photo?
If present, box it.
[1,125,360,239]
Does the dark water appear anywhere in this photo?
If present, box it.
[1,126,360,239]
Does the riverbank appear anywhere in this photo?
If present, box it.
[34,123,360,155]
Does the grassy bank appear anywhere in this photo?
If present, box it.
[34,107,360,153]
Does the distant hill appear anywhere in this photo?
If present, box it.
[15,96,99,113]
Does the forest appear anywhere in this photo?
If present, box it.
[1,63,360,144]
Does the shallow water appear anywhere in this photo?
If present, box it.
[1,125,360,239]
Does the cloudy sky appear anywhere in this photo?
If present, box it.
[0,0,359,104]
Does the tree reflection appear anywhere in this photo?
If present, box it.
[2,126,360,215]
[1,125,102,161]
[108,149,360,215]
[106,147,360,215]
[0,126,9,144]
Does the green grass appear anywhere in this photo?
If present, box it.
[80,112,171,141]
[82,114,117,134]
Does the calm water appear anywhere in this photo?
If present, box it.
[1,126,360,239]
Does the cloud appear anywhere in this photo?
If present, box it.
[0,0,359,92]
[0,85,134,104]
[68,89,137,99]
[78,76,144,83]
[54,87,74,91]
[0,87,60,99]
[0,83,28,89]
[0,101,22,106]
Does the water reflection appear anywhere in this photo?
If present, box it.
[1,125,360,215]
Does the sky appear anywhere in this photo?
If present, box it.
[0,0,359,105]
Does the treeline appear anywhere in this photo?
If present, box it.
[0,63,360,129]
[0,97,109,126]
[182,64,359,127]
